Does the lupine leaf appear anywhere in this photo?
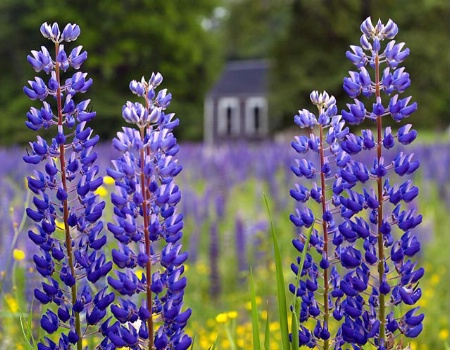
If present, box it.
[264,194,290,350]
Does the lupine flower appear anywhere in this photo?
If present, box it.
[290,17,423,349]
[24,23,113,348]
[106,74,192,349]
[290,91,347,348]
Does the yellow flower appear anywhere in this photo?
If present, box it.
[13,249,26,261]
[103,176,115,185]
[55,219,65,230]
[95,186,108,197]
[4,294,19,313]
[215,312,228,323]
[439,329,449,340]
[430,273,440,286]
[227,311,238,319]
[135,269,145,280]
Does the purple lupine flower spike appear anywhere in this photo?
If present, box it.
[107,73,192,349]
[290,90,347,348]
[24,23,113,349]
[290,18,423,350]
[336,17,423,349]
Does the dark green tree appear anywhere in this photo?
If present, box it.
[222,0,290,59]
[0,0,222,144]
[270,0,450,131]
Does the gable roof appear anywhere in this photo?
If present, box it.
[208,59,269,97]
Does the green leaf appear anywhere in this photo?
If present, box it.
[264,194,290,350]
[249,268,261,350]
[191,333,197,350]
[264,302,270,350]
[18,299,36,350]
[290,310,300,350]
[209,333,220,350]
[225,323,237,350]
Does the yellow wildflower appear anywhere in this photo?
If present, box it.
[13,249,26,261]
[103,176,115,185]
[227,311,238,319]
[5,294,19,313]
[215,313,228,323]
[430,273,440,286]
[135,269,145,280]
[439,329,449,340]
[55,219,65,230]
[95,186,108,197]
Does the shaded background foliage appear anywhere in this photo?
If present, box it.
[0,0,448,145]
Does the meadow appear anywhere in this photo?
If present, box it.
[0,137,449,349]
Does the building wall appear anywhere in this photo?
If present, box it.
[204,94,269,145]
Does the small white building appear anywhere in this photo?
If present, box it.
[204,60,269,145]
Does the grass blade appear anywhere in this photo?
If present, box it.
[290,225,313,349]
[290,310,299,350]
[264,302,270,350]
[209,333,220,350]
[249,268,261,350]
[264,194,290,350]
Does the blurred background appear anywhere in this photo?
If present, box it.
[0,0,448,145]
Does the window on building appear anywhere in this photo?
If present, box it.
[245,97,267,136]
[218,98,239,136]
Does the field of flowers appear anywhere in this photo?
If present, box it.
[0,138,449,349]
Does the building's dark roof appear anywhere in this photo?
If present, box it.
[208,59,269,97]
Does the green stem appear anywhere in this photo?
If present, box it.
[0,189,31,297]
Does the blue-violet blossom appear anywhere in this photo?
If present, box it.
[106,74,192,350]
[24,22,113,349]
[290,17,423,350]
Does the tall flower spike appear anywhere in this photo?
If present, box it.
[290,91,349,348]
[290,18,422,350]
[107,73,192,350]
[337,17,422,349]
[24,23,113,349]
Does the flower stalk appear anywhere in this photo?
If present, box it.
[290,17,424,349]
[106,74,192,349]
[24,22,114,349]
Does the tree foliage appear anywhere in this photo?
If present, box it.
[1,0,448,145]
[270,0,450,131]
[0,0,222,144]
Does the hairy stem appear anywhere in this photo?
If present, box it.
[140,122,153,349]
[319,124,329,350]
[55,42,82,350]
[375,53,386,346]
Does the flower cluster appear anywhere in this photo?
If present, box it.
[24,23,113,349]
[290,17,423,349]
[105,75,192,349]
